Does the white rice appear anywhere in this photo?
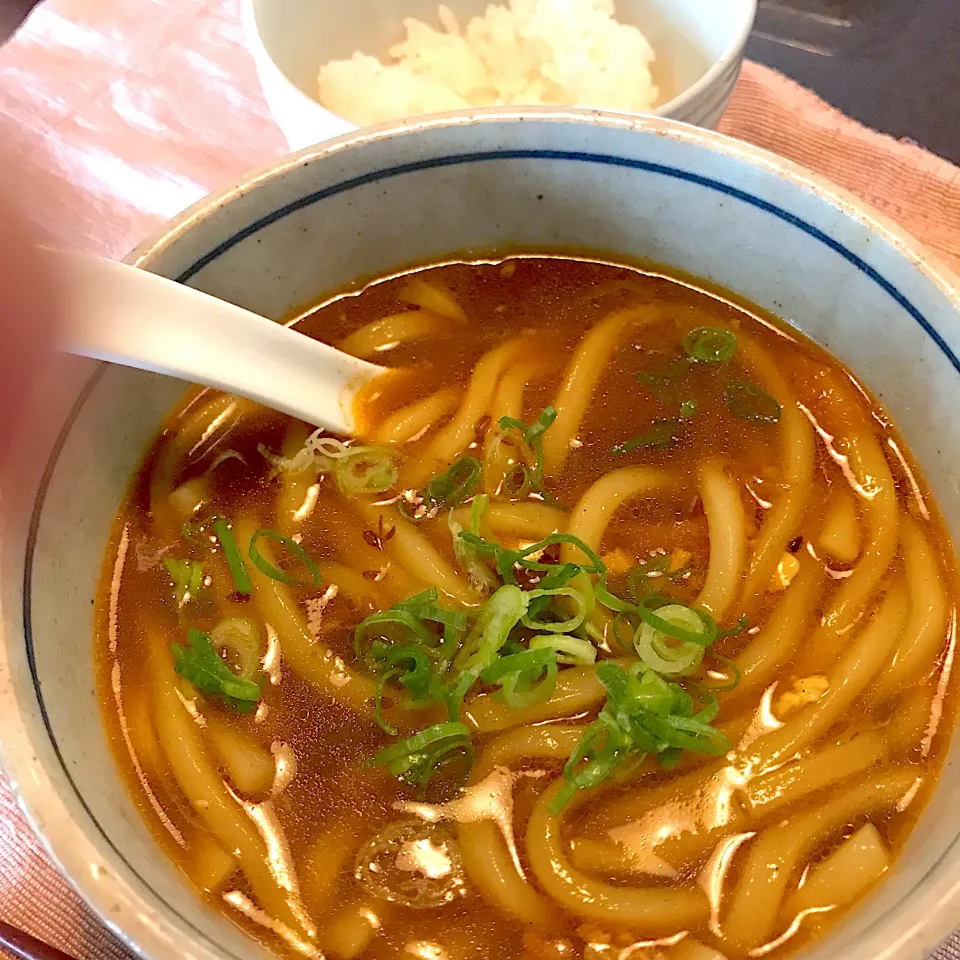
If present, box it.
[317,0,658,126]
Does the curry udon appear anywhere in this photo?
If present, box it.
[96,257,957,960]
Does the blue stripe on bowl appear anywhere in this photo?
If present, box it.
[174,147,960,375]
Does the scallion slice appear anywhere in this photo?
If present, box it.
[372,721,474,797]
[172,627,262,713]
[163,557,205,605]
[423,456,482,510]
[497,406,558,502]
[705,652,743,692]
[613,418,685,456]
[725,379,782,424]
[550,661,731,813]
[334,445,401,494]
[355,609,435,659]
[635,596,717,646]
[481,648,558,709]
[682,326,737,364]
[457,531,604,585]
[371,643,441,735]
[522,584,593,634]
[453,584,529,677]
[529,634,597,665]
[210,617,262,682]
[248,528,320,588]
[634,604,707,676]
[450,494,498,592]
[212,518,252,596]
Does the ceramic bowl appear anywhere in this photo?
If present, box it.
[241,0,757,150]
[3,110,960,960]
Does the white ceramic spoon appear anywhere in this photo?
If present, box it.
[49,249,387,436]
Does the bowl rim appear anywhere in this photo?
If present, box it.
[129,105,960,304]
[239,0,759,134]
[2,108,960,960]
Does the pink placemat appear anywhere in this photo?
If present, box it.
[1,2,959,958]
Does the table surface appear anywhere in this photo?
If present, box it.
[749,0,960,164]
[0,1,958,959]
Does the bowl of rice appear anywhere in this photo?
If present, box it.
[242,0,757,151]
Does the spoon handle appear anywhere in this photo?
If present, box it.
[48,250,385,436]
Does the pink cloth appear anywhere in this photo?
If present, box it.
[1,2,959,958]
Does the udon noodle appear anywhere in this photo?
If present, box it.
[97,257,957,960]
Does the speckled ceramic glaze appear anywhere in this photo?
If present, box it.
[242,0,757,149]
[2,111,960,960]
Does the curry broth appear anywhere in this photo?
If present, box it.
[96,257,958,960]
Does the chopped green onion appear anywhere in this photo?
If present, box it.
[396,589,469,633]
[682,327,737,364]
[725,379,782,424]
[529,634,597,665]
[458,531,604,585]
[355,609,436,659]
[392,586,438,610]
[355,589,467,663]
[248,528,320,588]
[372,721,474,797]
[706,652,743,693]
[718,614,751,639]
[497,406,558,501]
[596,590,722,650]
[610,611,641,651]
[679,399,699,419]
[594,584,631,616]
[623,554,691,591]
[163,557,205,605]
[374,721,470,767]
[550,661,730,813]
[453,584,528,678]
[634,595,717,646]
[522,406,557,446]
[354,591,472,722]
[481,647,558,709]
[374,673,400,736]
[210,617,262,682]
[334,445,401,494]
[532,561,584,590]
[450,494,498,593]
[513,535,603,573]
[259,433,401,493]
[356,587,473,729]
[423,457,482,511]
[212,518,252,596]
[371,643,444,735]
[522,584,593,634]
[497,663,558,709]
[613,418,685,456]
[480,647,553,684]
[171,627,263,713]
[519,560,584,623]
[624,561,660,600]
[634,604,707,676]
[397,590,468,664]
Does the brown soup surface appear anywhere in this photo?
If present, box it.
[97,257,958,960]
